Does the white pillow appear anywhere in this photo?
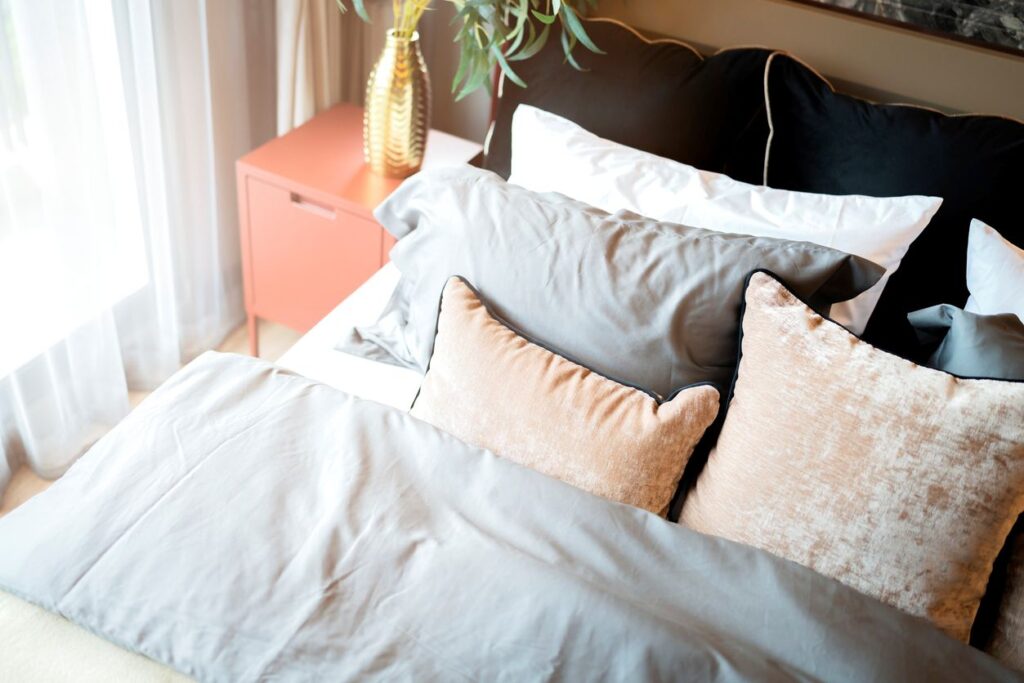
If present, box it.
[508,105,943,334]
[965,219,1024,323]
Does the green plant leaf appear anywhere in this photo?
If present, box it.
[451,43,471,93]
[351,0,371,22]
[438,0,604,97]
[559,4,602,53]
[455,58,490,100]
[334,0,371,23]
[560,26,583,70]
[508,22,549,61]
[504,0,530,48]
[531,9,557,24]
[491,45,526,87]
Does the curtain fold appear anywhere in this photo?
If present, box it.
[275,0,390,134]
[0,0,276,501]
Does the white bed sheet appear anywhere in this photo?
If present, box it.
[276,263,421,410]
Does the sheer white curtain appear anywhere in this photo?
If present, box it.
[275,0,389,134]
[0,0,276,501]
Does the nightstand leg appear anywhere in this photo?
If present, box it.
[247,314,259,357]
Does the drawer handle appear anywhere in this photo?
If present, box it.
[290,193,335,220]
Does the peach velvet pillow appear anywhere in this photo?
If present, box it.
[680,271,1024,642]
[410,277,720,515]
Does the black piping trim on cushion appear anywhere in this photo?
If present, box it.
[669,264,883,521]
[697,266,1024,645]
[723,267,1024,414]
[761,52,1024,186]
[409,274,722,521]
[409,274,722,411]
[903,301,1024,646]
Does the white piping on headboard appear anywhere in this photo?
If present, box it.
[584,17,703,57]
[763,54,775,186]
[483,120,496,157]
[584,16,777,59]
[592,16,1022,128]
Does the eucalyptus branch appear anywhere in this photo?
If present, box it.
[335,0,601,99]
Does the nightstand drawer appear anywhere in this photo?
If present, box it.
[246,176,382,332]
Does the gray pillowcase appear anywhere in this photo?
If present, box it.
[339,167,883,398]
[908,305,1024,380]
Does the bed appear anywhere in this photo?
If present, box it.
[3,16,1024,682]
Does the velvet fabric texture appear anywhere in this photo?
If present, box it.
[681,272,1024,642]
[484,18,774,184]
[410,278,720,516]
[764,53,1024,358]
[915,302,1024,670]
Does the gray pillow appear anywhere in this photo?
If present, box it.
[340,167,883,397]
[908,305,1024,380]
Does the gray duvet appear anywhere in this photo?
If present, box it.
[0,353,1014,682]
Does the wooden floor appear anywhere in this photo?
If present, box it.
[217,318,303,363]
[0,320,301,517]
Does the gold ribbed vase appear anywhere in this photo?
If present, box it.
[364,30,431,178]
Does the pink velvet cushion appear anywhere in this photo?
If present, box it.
[681,271,1024,642]
[410,277,720,515]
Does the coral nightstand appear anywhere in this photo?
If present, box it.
[236,104,482,356]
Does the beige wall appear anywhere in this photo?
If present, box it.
[598,0,1024,120]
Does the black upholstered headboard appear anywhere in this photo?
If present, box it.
[483,18,775,185]
[483,18,1024,365]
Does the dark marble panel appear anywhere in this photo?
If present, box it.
[808,0,1024,53]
